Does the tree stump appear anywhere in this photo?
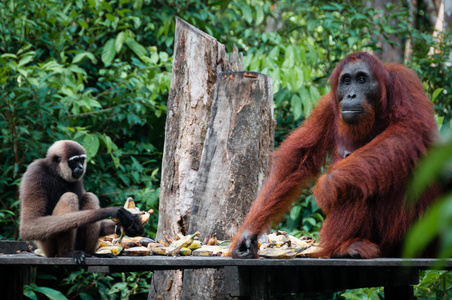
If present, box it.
[149,18,244,300]
[149,18,274,300]
[181,71,273,299]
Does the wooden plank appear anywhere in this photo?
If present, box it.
[2,253,452,269]
[0,253,448,299]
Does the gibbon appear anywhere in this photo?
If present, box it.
[19,140,143,263]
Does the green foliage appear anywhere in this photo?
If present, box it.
[403,132,452,260]
[415,270,452,299]
[0,0,171,239]
[408,30,452,123]
[2,0,452,298]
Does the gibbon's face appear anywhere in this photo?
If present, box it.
[68,154,86,179]
[47,140,87,182]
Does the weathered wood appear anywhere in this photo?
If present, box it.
[0,252,445,300]
[181,71,274,299]
[0,240,35,254]
[151,18,243,300]
[188,71,273,240]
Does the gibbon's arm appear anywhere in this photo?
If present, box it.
[230,97,337,258]
[20,205,126,241]
[314,120,434,213]
[19,172,137,240]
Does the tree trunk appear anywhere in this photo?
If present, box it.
[366,0,404,63]
[445,0,452,29]
[181,71,274,299]
[149,18,266,300]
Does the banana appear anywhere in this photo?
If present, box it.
[179,247,192,256]
[207,234,217,246]
[124,246,151,256]
[192,245,228,256]
[96,245,123,256]
[192,249,213,256]
[147,242,163,250]
[258,247,296,259]
[152,247,167,255]
[170,232,200,249]
[187,240,202,250]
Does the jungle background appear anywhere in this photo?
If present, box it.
[1,0,452,299]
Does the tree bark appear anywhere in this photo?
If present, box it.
[148,18,236,300]
[149,18,270,300]
[366,0,404,63]
[181,72,274,299]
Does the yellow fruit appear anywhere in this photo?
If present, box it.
[192,249,213,256]
[192,245,228,256]
[124,246,151,256]
[179,248,192,256]
[171,232,200,249]
[152,247,167,255]
[207,234,217,246]
[258,247,296,259]
[96,246,123,256]
[187,240,202,250]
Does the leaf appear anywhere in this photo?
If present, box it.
[125,38,147,59]
[238,1,253,24]
[18,55,33,67]
[407,141,452,202]
[109,282,128,294]
[290,94,303,120]
[82,135,100,160]
[431,88,443,102]
[290,205,301,221]
[102,39,116,66]
[403,197,443,257]
[115,31,126,52]
[77,20,89,29]
[106,13,116,22]
[33,286,68,300]
[73,52,97,64]
[255,6,265,25]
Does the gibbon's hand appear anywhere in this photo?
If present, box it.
[72,251,86,264]
[114,207,135,228]
[123,214,145,237]
[114,208,144,237]
[231,230,258,259]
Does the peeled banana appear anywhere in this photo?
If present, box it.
[170,232,200,249]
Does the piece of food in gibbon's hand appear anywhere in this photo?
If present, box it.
[111,197,153,242]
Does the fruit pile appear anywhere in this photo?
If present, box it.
[96,232,229,257]
[97,198,320,258]
[96,230,319,258]
[257,231,319,259]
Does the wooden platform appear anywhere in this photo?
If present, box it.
[2,250,452,300]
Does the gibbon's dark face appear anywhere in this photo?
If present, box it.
[68,154,86,179]
[47,140,87,182]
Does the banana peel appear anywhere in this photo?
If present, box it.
[96,245,123,256]
[124,246,151,256]
[170,232,200,249]
[192,245,229,256]
[258,247,297,259]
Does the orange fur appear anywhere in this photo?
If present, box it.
[230,52,441,258]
